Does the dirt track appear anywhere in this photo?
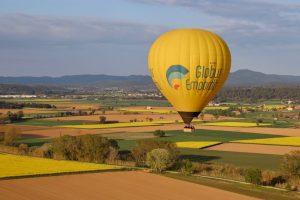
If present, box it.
[0,171,259,200]
[207,143,300,155]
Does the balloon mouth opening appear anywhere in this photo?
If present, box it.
[178,111,200,125]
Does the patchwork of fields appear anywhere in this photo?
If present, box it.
[1,98,300,194]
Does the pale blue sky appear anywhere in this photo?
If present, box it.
[0,0,299,76]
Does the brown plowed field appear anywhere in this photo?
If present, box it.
[0,171,259,200]
[207,143,300,155]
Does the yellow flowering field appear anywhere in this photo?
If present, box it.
[202,121,271,127]
[263,105,286,109]
[176,141,221,149]
[119,108,176,114]
[204,106,229,110]
[233,137,300,146]
[0,154,122,179]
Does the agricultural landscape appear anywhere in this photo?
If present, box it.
[1,1,300,200]
[1,90,300,199]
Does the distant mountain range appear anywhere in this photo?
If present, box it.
[0,69,299,88]
[227,69,300,86]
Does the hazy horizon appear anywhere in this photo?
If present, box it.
[0,69,299,78]
[1,0,299,76]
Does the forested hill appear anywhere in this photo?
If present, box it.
[227,69,300,86]
[0,69,299,87]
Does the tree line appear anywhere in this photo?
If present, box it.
[0,101,55,109]
[215,86,300,102]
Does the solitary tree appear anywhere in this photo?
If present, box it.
[146,148,172,173]
[4,126,20,146]
[153,130,165,137]
[99,116,106,124]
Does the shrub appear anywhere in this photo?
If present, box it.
[153,130,165,137]
[192,163,213,174]
[18,143,29,155]
[256,118,263,126]
[287,176,300,191]
[192,163,244,180]
[28,143,53,158]
[132,140,178,167]
[99,116,106,124]
[281,151,300,177]
[245,168,262,185]
[146,148,172,173]
[3,126,20,146]
[180,159,194,175]
[261,170,285,186]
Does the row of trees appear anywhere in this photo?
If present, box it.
[215,87,300,102]
[51,135,119,163]
[0,101,55,109]
[0,111,24,123]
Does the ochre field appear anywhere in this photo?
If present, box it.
[0,171,258,200]
[0,154,121,179]
[233,137,300,146]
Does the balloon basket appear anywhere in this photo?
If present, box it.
[183,125,195,133]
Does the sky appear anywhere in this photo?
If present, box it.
[0,0,299,76]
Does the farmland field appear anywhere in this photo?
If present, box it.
[179,149,282,170]
[202,121,271,127]
[207,143,300,155]
[0,171,259,200]
[153,129,282,143]
[176,141,221,149]
[0,153,121,179]
[233,137,300,147]
[58,121,165,129]
[119,107,176,114]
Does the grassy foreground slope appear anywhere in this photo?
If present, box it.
[0,153,122,179]
[165,173,300,200]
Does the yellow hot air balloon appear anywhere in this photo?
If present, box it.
[148,29,231,130]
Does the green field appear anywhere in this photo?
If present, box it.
[179,148,282,170]
[154,129,283,143]
[16,138,52,147]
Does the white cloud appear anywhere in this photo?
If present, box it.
[0,13,166,47]
[129,0,300,46]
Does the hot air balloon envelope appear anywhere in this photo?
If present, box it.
[148,29,231,126]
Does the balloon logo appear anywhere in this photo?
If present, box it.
[148,29,231,129]
[166,65,189,90]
